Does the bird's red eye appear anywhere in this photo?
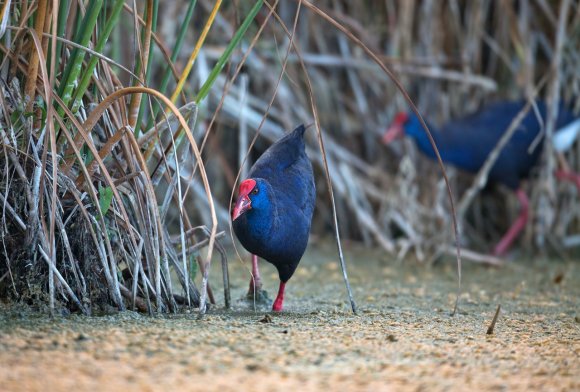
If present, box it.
[252,188,259,195]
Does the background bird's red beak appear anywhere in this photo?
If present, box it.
[232,194,251,220]
[382,123,404,144]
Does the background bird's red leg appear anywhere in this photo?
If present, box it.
[247,254,263,295]
[272,282,286,312]
[493,189,529,256]
[554,170,580,192]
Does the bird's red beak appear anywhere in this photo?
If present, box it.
[232,194,251,221]
[382,124,404,144]
[232,179,256,221]
[382,112,409,144]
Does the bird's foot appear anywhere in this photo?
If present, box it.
[493,188,529,257]
[492,241,510,257]
[243,285,272,307]
[271,282,286,312]
[272,296,283,312]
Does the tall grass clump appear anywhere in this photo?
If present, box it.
[0,0,265,315]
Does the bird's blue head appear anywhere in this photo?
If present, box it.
[232,178,272,222]
[382,111,424,144]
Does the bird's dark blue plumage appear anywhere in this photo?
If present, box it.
[233,125,316,283]
[398,101,577,189]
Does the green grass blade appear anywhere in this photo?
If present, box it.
[98,185,114,218]
[57,0,103,109]
[161,0,197,92]
[135,0,159,133]
[70,0,124,114]
[146,0,197,129]
[195,0,263,103]
[143,0,159,86]
[51,0,70,75]
[189,253,198,281]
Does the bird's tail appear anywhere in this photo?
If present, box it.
[304,122,316,131]
[553,118,580,152]
[293,123,307,138]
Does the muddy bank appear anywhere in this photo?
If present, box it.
[0,244,578,391]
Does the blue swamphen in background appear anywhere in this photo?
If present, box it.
[232,125,316,312]
[382,100,580,256]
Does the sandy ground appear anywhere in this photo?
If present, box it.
[0,243,579,392]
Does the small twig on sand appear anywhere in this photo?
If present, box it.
[486,304,501,335]
[442,246,503,267]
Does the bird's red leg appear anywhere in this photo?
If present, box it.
[493,189,529,256]
[247,254,263,295]
[554,170,580,192]
[272,281,286,312]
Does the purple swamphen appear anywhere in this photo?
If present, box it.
[232,125,316,312]
[382,100,580,256]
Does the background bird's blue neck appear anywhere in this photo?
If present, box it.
[410,125,476,168]
[406,112,502,171]
[414,132,439,159]
[406,117,441,159]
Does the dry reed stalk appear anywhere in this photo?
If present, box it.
[536,0,573,248]
[23,0,48,110]
[169,0,223,105]
[457,97,538,221]
[84,86,219,314]
[128,0,154,128]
